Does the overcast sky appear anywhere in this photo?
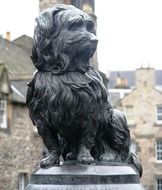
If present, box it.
[0,0,39,39]
[0,0,162,73]
[96,0,162,73]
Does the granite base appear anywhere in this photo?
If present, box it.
[26,162,143,190]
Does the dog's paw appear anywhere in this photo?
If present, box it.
[40,154,59,168]
[77,147,94,164]
[65,152,77,161]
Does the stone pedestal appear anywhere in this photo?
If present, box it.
[26,162,143,190]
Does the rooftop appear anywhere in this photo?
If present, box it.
[108,69,162,88]
[0,35,35,80]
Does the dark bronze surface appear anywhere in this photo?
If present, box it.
[26,4,142,178]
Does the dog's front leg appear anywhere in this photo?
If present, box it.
[37,125,60,168]
[77,123,97,164]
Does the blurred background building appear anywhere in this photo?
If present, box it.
[0,1,162,190]
[109,67,162,190]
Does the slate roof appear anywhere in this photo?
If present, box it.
[0,36,35,80]
[11,79,30,104]
[109,70,162,88]
[0,35,36,103]
[0,63,5,77]
[11,80,29,97]
[13,35,33,57]
[156,70,162,86]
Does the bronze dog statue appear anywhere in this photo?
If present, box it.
[26,4,142,177]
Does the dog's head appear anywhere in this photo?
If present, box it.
[32,4,98,74]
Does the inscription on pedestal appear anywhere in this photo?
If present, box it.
[26,164,143,190]
[31,175,138,185]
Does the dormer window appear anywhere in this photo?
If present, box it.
[0,95,7,129]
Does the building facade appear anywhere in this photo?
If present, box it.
[109,67,162,190]
[0,35,44,190]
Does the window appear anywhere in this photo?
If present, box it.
[0,96,7,129]
[156,105,162,124]
[156,140,162,161]
[125,105,135,125]
[18,173,28,190]
[156,178,162,190]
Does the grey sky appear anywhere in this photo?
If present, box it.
[0,0,162,73]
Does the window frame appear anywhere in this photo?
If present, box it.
[124,105,135,125]
[0,95,7,129]
[156,104,162,124]
[156,177,162,190]
[18,173,28,190]
[156,139,162,162]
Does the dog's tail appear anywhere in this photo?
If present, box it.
[105,108,130,159]
[127,152,143,178]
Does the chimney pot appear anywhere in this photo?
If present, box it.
[6,32,10,41]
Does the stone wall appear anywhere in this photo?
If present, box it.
[0,102,43,190]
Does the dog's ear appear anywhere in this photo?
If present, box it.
[35,5,68,37]
[31,6,64,70]
[35,9,57,37]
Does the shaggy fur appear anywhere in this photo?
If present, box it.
[26,4,142,176]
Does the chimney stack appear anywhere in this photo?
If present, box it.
[135,67,155,88]
[6,32,10,41]
[115,72,128,88]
